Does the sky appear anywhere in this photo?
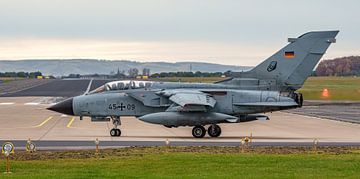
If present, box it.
[0,0,359,66]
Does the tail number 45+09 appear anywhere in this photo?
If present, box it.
[108,103,135,111]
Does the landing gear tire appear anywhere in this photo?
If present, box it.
[208,124,221,137]
[192,126,206,138]
[110,129,117,136]
[115,129,121,136]
[110,116,122,137]
[110,128,121,137]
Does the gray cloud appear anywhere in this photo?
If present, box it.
[0,0,358,41]
[0,0,358,64]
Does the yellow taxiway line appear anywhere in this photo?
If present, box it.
[67,117,75,128]
[35,116,53,128]
[0,116,53,129]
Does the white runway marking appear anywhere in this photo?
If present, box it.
[24,102,39,105]
[0,102,14,105]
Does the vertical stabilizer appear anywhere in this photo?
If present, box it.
[223,31,338,92]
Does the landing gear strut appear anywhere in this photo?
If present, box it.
[208,124,221,137]
[110,116,121,137]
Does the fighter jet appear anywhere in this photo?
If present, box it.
[48,31,338,138]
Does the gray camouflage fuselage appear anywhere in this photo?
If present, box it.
[72,81,299,126]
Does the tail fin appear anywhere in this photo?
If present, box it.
[229,31,338,92]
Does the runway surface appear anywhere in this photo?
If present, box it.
[0,96,359,149]
[288,102,360,123]
[1,79,360,149]
[1,79,110,97]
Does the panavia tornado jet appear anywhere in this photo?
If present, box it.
[48,31,338,138]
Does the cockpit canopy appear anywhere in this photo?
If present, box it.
[89,80,153,94]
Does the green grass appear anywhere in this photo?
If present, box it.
[1,147,359,178]
[299,77,360,101]
[0,77,24,83]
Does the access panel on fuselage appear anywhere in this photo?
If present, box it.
[231,90,263,114]
[209,91,234,115]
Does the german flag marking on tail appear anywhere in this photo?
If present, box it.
[284,51,295,58]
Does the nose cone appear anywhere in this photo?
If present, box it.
[47,98,74,115]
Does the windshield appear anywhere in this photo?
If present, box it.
[89,80,152,94]
[89,85,105,94]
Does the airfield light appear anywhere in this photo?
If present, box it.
[250,133,253,144]
[313,138,319,152]
[95,138,100,154]
[26,139,36,153]
[4,151,10,173]
[241,139,246,153]
[244,137,250,144]
[165,139,170,147]
[2,142,14,174]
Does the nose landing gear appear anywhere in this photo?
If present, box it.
[110,116,121,137]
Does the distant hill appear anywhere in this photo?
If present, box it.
[316,56,360,76]
[0,59,251,76]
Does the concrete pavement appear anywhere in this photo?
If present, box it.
[0,97,359,148]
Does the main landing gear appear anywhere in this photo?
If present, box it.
[208,124,221,137]
[192,124,222,138]
[110,116,121,137]
[192,126,206,138]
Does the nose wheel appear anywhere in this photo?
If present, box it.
[110,128,121,137]
[110,116,121,137]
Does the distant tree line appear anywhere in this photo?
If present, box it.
[64,70,231,79]
[316,56,360,76]
[64,67,152,79]
[150,71,230,78]
[65,72,127,79]
[0,71,43,78]
[66,74,82,78]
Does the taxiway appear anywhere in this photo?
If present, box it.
[0,79,359,149]
[0,96,359,149]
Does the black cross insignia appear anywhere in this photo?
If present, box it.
[119,103,126,111]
